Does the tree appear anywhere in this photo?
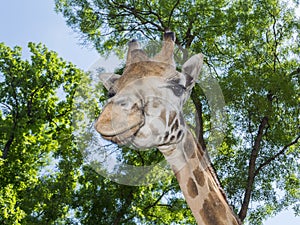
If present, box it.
[0,42,84,224]
[54,0,300,224]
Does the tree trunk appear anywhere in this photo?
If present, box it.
[238,116,268,221]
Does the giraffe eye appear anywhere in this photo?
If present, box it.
[167,84,185,97]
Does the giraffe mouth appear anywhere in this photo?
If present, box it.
[95,102,144,144]
[100,123,142,145]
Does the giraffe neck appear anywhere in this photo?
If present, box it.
[159,130,241,225]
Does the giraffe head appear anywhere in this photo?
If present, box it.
[95,32,203,149]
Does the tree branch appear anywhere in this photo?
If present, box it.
[0,103,12,112]
[271,13,279,72]
[2,120,17,160]
[110,1,164,32]
[254,135,300,176]
[167,0,180,28]
[289,67,300,76]
[2,132,14,159]
[191,88,206,151]
[238,116,269,221]
[144,188,170,211]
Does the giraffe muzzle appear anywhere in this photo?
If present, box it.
[94,102,144,144]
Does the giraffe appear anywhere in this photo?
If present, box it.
[95,31,241,225]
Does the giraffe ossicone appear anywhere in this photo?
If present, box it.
[95,32,241,225]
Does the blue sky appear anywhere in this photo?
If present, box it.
[0,1,299,224]
[0,0,121,71]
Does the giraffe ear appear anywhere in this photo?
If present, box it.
[182,54,204,90]
[99,73,121,90]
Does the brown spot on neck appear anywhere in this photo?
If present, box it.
[187,178,198,198]
[200,192,227,225]
[183,132,197,159]
[193,166,205,187]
